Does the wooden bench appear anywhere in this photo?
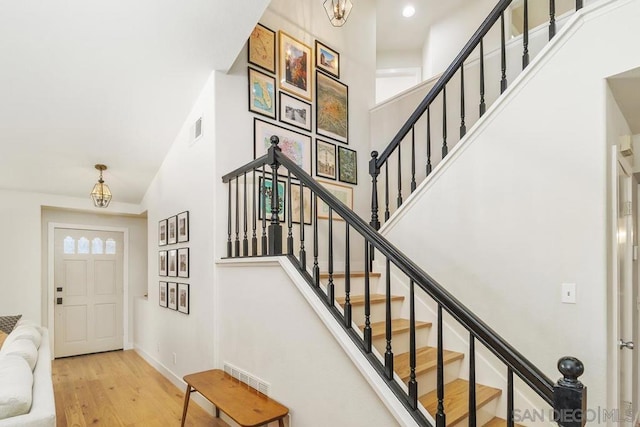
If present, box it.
[181,369,288,427]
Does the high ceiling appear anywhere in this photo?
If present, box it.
[0,0,268,204]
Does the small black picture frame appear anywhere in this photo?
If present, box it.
[177,283,190,314]
[338,146,358,185]
[248,67,277,119]
[258,176,286,222]
[158,219,167,246]
[177,211,189,243]
[248,23,276,74]
[167,216,178,245]
[177,247,189,278]
[316,139,336,180]
[168,249,178,277]
[168,282,178,310]
[159,281,168,307]
[159,251,167,277]
[279,92,312,132]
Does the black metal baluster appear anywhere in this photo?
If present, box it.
[576,0,583,10]
[507,368,514,427]
[243,172,248,256]
[313,194,319,287]
[408,279,418,410]
[363,241,372,353]
[327,207,335,306]
[397,144,403,208]
[500,12,508,94]
[344,224,351,328]
[227,180,232,257]
[251,170,257,256]
[549,0,557,40]
[370,152,381,231]
[299,181,306,270]
[384,258,394,379]
[523,0,530,69]
[235,177,240,257]
[460,65,466,138]
[286,172,293,255]
[469,333,477,427]
[261,167,267,255]
[384,163,390,221]
[442,86,448,158]
[426,108,432,176]
[479,39,486,117]
[436,304,446,427]
[410,127,416,193]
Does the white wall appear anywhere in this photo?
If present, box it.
[0,188,141,324]
[134,73,217,381]
[380,0,640,416]
[40,208,147,348]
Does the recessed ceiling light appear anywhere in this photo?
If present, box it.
[402,5,416,18]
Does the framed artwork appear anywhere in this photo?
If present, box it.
[168,249,178,277]
[248,23,276,73]
[291,182,312,225]
[159,282,168,307]
[316,71,348,144]
[177,247,189,278]
[167,216,177,245]
[248,68,276,119]
[279,31,312,100]
[168,282,178,310]
[158,219,167,246]
[159,251,168,276]
[317,180,353,220]
[315,40,340,79]
[258,176,285,221]
[177,211,189,243]
[279,92,312,131]
[338,146,357,184]
[254,118,312,174]
[316,139,336,180]
[177,283,190,314]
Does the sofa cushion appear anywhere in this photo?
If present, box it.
[4,325,41,350]
[0,354,33,420]
[0,339,38,371]
[0,315,21,334]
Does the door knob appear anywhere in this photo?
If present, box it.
[619,340,634,350]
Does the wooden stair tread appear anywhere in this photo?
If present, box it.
[484,417,524,427]
[362,318,431,339]
[320,272,381,279]
[394,347,464,380]
[419,379,502,426]
[335,294,404,306]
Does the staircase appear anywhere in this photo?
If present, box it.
[323,271,516,426]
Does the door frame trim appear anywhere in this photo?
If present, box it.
[47,222,131,354]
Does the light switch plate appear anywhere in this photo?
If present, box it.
[561,283,576,304]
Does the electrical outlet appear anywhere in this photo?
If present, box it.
[172,353,177,364]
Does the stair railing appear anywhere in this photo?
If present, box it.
[369,0,584,230]
[222,137,587,427]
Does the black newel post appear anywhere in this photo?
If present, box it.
[267,136,283,255]
[553,357,587,427]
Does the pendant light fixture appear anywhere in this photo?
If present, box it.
[323,0,353,27]
[90,164,112,208]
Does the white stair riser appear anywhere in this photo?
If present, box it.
[321,276,381,297]
[343,300,404,326]
[400,359,463,396]
[372,328,430,355]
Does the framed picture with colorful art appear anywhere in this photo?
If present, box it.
[317,180,353,221]
[279,92,312,131]
[279,31,312,101]
[338,146,357,184]
[254,118,312,174]
[248,23,276,73]
[177,283,190,314]
[316,71,348,143]
[248,67,276,119]
[315,40,340,78]
[316,139,336,180]
[258,175,286,222]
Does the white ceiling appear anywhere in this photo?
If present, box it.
[0,0,268,204]
[376,0,468,52]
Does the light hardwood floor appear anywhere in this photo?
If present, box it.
[52,350,227,426]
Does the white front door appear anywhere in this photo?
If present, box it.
[53,228,124,358]
[616,157,637,424]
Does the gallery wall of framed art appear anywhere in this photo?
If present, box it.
[158,210,191,315]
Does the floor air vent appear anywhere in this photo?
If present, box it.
[222,362,270,396]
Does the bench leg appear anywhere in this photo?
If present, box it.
[181,385,193,427]
[279,418,285,427]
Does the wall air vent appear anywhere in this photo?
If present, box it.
[222,361,270,396]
